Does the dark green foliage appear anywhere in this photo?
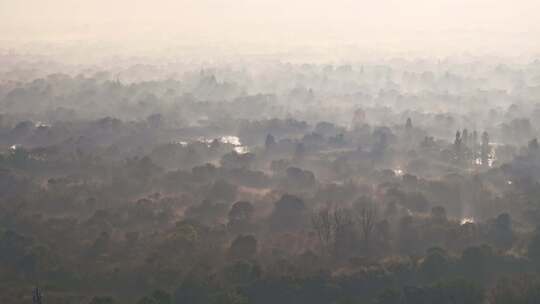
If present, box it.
[419,248,449,283]
[174,278,212,304]
[527,228,540,267]
[138,290,172,304]
[269,194,306,231]
[229,235,258,260]
[374,288,401,304]
[402,279,483,304]
[223,261,261,286]
[489,213,514,250]
[214,291,248,304]
[489,275,540,304]
[460,245,493,283]
[89,296,115,304]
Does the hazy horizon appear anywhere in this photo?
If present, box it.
[2,0,540,59]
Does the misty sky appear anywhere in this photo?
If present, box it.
[1,0,540,55]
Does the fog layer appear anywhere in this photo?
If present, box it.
[2,0,540,57]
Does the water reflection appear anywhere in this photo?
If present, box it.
[174,135,249,154]
[460,217,475,225]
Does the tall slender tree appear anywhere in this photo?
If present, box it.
[481,131,490,167]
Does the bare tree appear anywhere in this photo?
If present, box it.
[312,208,333,256]
[333,207,355,259]
[356,200,378,253]
[312,206,353,258]
[33,287,43,304]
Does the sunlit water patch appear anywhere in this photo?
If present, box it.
[460,217,475,225]
[177,135,249,154]
[393,167,404,176]
[219,136,242,146]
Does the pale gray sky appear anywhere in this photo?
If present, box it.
[1,0,539,56]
